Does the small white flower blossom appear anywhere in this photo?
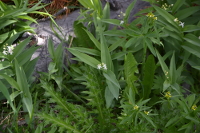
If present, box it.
[198,36,200,39]
[120,21,124,25]
[179,22,184,28]
[97,63,107,70]
[102,63,107,70]
[2,51,7,55]
[174,18,178,22]
[7,45,14,55]
[97,64,102,69]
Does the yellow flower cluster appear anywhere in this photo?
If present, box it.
[146,12,157,20]
[144,111,149,115]
[191,105,197,111]
[133,105,139,110]
[164,91,172,99]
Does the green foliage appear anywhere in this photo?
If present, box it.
[0,0,50,46]
[1,0,200,132]
[142,54,156,99]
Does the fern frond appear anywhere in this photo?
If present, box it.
[124,53,139,94]
[37,113,81,133]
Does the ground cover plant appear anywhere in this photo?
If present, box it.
[0,0,200,132]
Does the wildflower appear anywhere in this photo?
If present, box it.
[97,64,102,69]
[174,18,178,22]
[191,105,197,111]
[97,63,107,70]
[7,45,14,55]
[146,12,155,18]
[146,12,157,20]
[179,22,184,28]
[199,36,200,39]
[165,91,172,99]
[133,105,139,110]
[2,51,7,55]
[120,21,124,25]
[101,63,107,70]
[144,111,149,115]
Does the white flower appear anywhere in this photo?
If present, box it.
[7,45,14,55]
[199,36,200,39]
[179,22,184,28]
[97,64,102,69]
[120,21,124,25]
[2,51,7,55]
[102,63,107,70]
[97,63,107,70]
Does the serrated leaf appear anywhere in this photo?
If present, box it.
[142,55,156,99]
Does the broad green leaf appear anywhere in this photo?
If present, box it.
[163,80,170,92]
[185,116,200,124]
[67,48,100,68]
[10,91,22,102]
[100,34,113,71]
[140,112,156,128]
[172,0,185,13]
[146,38,156,56]
[78,0,93,10]
[101,19,121,26]
[23,58,38,82]
[183,25,200,32]
[84,29,101,50]
[169,52,176,83]
[15,60,33,118]
[156,50,169,77]
[183,34,200,47]
[73,21,94,48]
[111,51,127,60]
[48,37,55,59]
[178,122,193,132]
[103,70,121,89]
[0,74,20,91]
[187,94,196,108]
[175,6,200,20]
[0,81,16,113]
[11,37,31,60]
[105,87,115,108]
[17,15,38,24]
[16,46,39,66]
[109,38,126,52]
[182,45,200,58]
[0,61,11,70]
[142,55,156,99]
[69,47,100,56]
[106,80,119,100]
[0,20,17,30]
[104,30,127,37]
[124,0,137,24]
[165,115,180,127]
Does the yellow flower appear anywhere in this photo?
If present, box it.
[133,105,139,110]
[165,91,171,99]
[144,111,149,115]
[146,12,155,17]
[191,105,197,111]
[174,18,178,22]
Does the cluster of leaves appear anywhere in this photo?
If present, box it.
[1,0,200,132]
